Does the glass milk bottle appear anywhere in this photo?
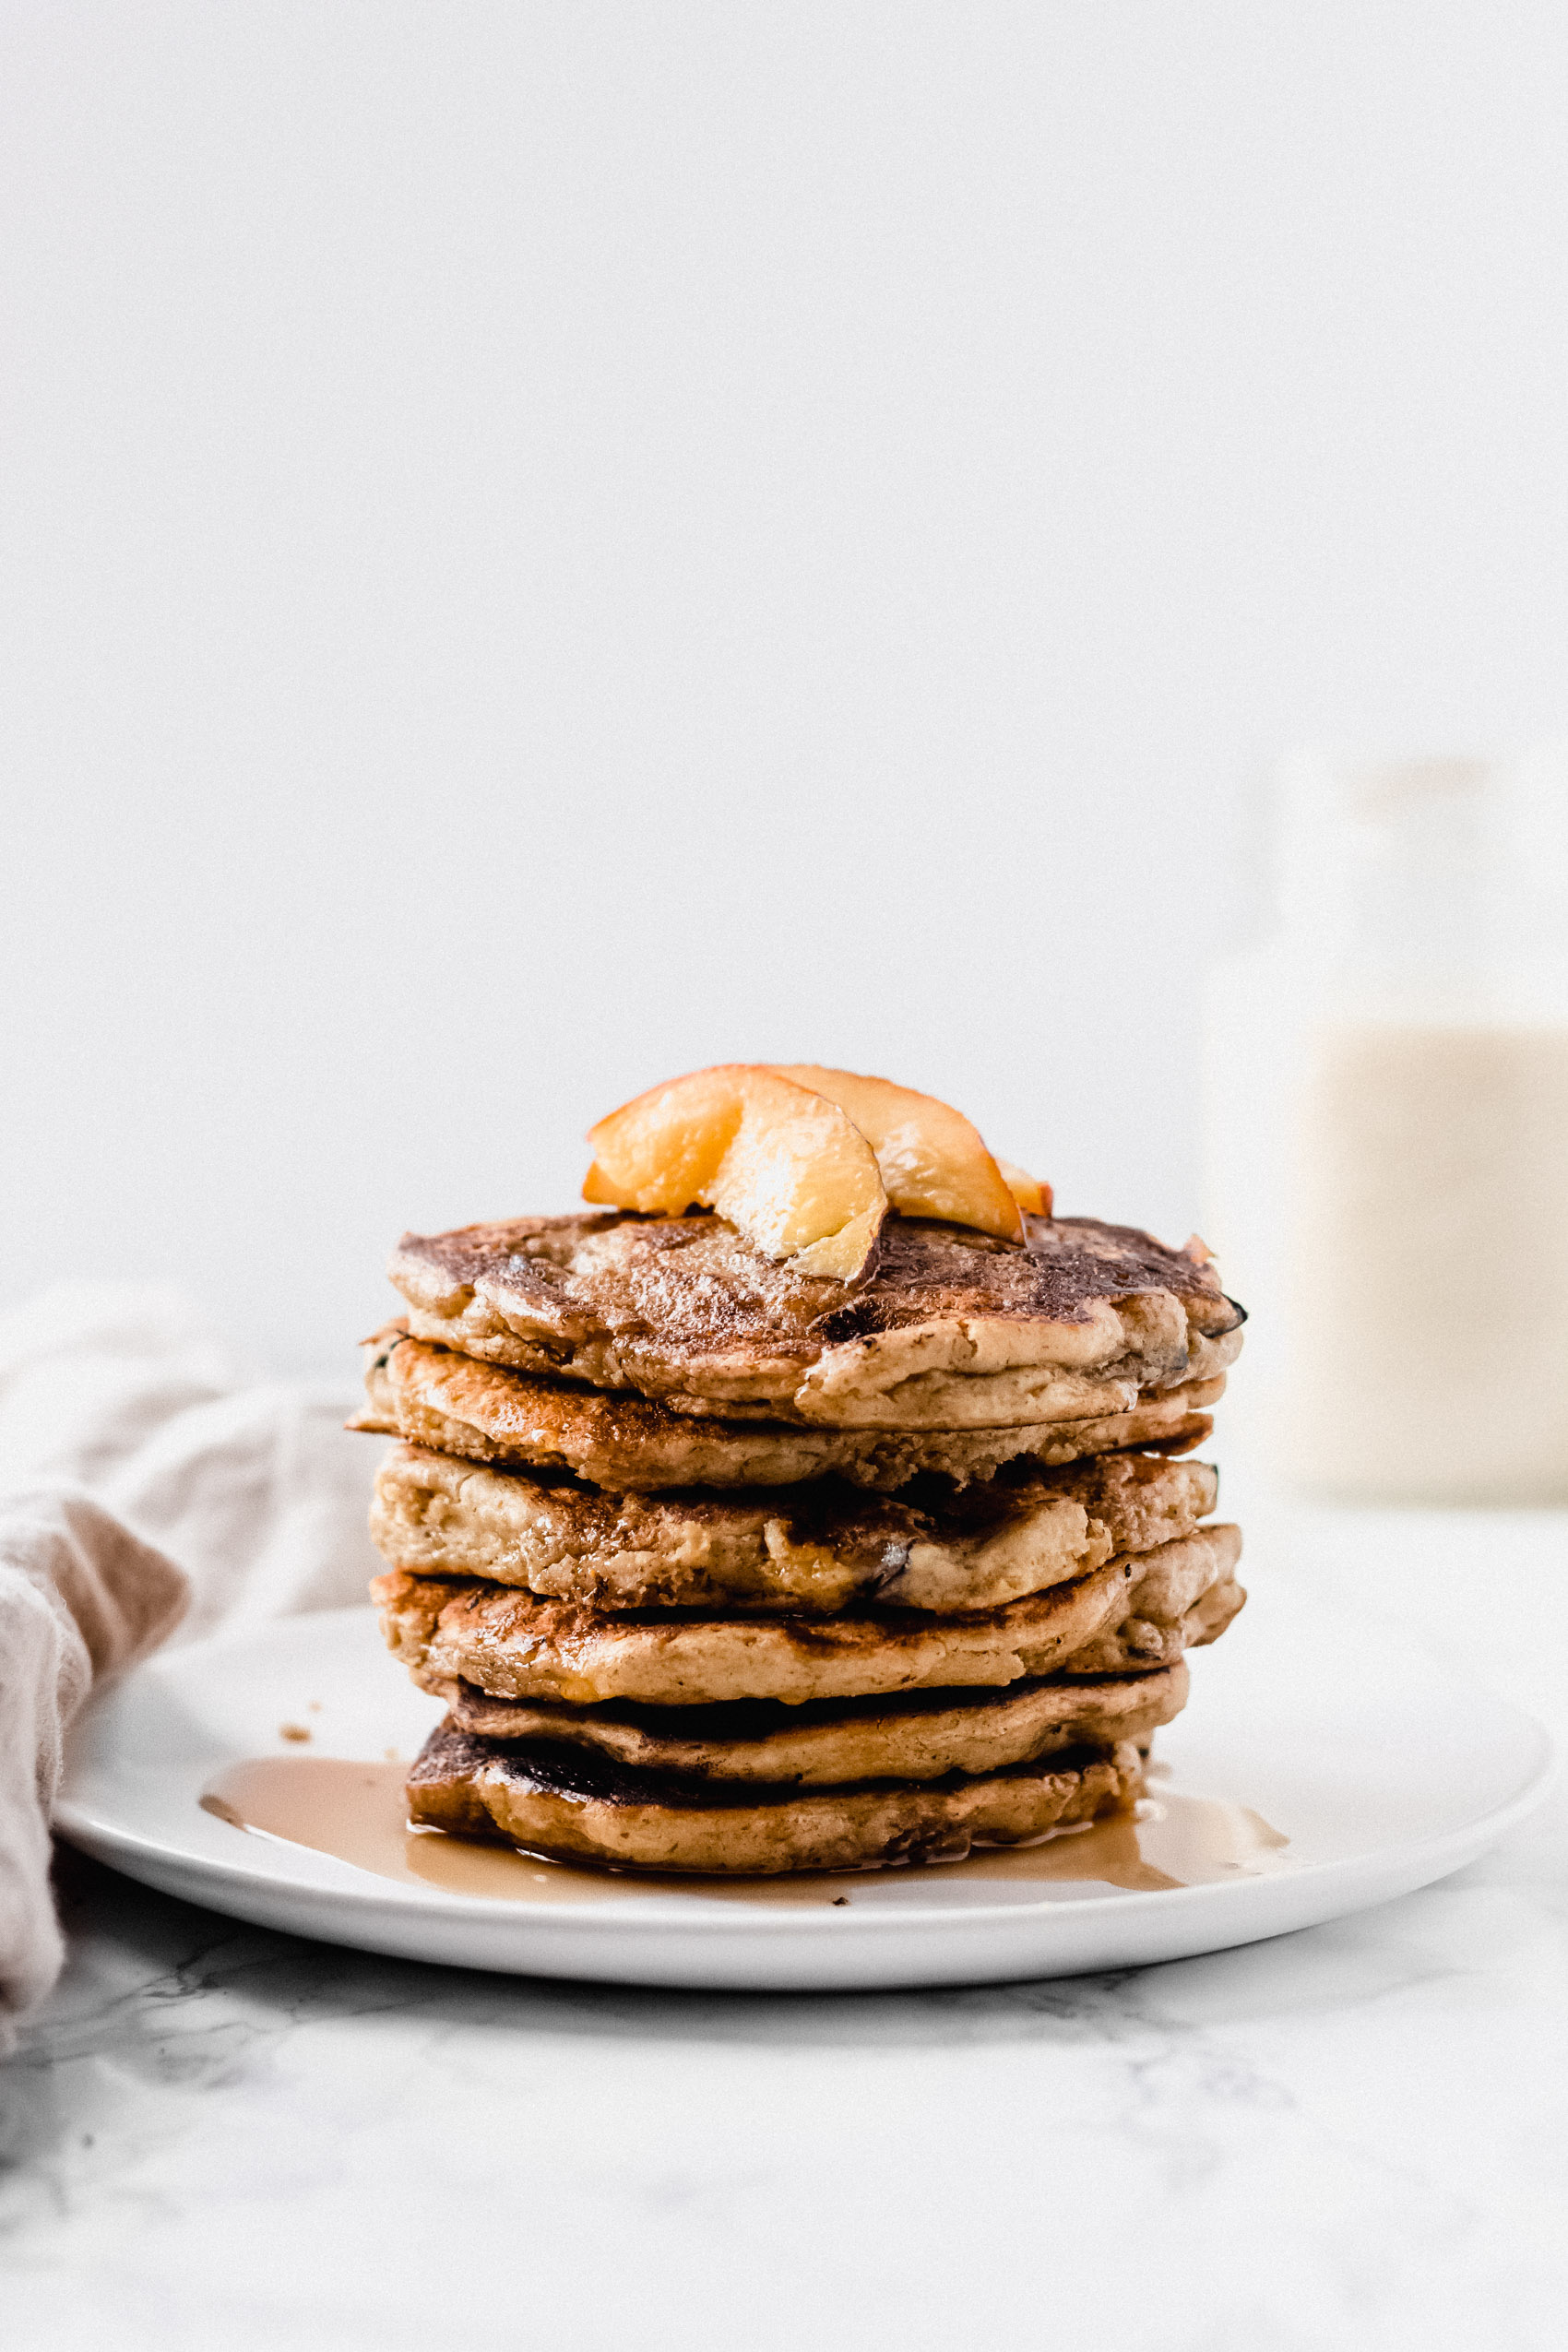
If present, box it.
[1204,754,1568,1504]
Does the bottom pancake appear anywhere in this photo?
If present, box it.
[407,1723,1145,1874]
[421,1659,1189,1784]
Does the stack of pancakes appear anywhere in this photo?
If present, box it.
[354,1208,1246,1874]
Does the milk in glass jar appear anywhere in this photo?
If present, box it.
[1204,754,1568,1503]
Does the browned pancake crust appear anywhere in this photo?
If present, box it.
[388,1209,1243,1427]
[424,1660,1189,1784]
[373,1524,1243,1707]
[371,1441,1218,1614]
[407,1723,1145,1873]
[351,1329,1222,1492]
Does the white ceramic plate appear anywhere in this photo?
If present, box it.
[57,1598,1555,1991]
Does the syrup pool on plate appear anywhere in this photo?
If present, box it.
[200,1754,1290,1907]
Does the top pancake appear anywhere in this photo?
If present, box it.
[389,1209,1244,1431]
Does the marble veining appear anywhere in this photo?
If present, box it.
[4,1503,1566,2352]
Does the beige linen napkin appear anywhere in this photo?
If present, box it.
[0,1283,381,2049]
[0,1490,188,2033]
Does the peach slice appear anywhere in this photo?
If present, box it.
[583,1065,886,1281]
[997,1159,1053,1218]
[767,1066,1025,1242]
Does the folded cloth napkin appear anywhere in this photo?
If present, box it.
[0,1490,187,2030]
[0,1283,381,2049]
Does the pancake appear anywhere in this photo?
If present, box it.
[388,1209,1244,1428]
[371,1442,1219,1613]
[373,1522,1243,1707]
[351,1328,1223,1491]
[423,1659,1189,1783]
[1067,1542,1250,1674]
[1058,1564,1244,1672]
[407,1723,1144,1874]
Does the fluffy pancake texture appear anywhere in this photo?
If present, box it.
[422,1660,1190,1784]
[371,1443,1219,1613]
[373,1522,1243,1707]
[407,1723,1145,1873]
[1059,1548,1246,1672]
[388,1209,1244,1427]
[352,1328,1223,1491]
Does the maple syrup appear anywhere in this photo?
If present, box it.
[200,1753,1289,1907]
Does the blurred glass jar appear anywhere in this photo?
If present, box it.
[1204,754,1568,1504]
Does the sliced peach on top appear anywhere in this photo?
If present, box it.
[583,1065,886,1281]
[996,1159,1053,1218]
[767,1065,1026,1242]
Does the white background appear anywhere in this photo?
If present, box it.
[5,2,1567,1372]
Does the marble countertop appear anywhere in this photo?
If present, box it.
[5,1502,1565,2352]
